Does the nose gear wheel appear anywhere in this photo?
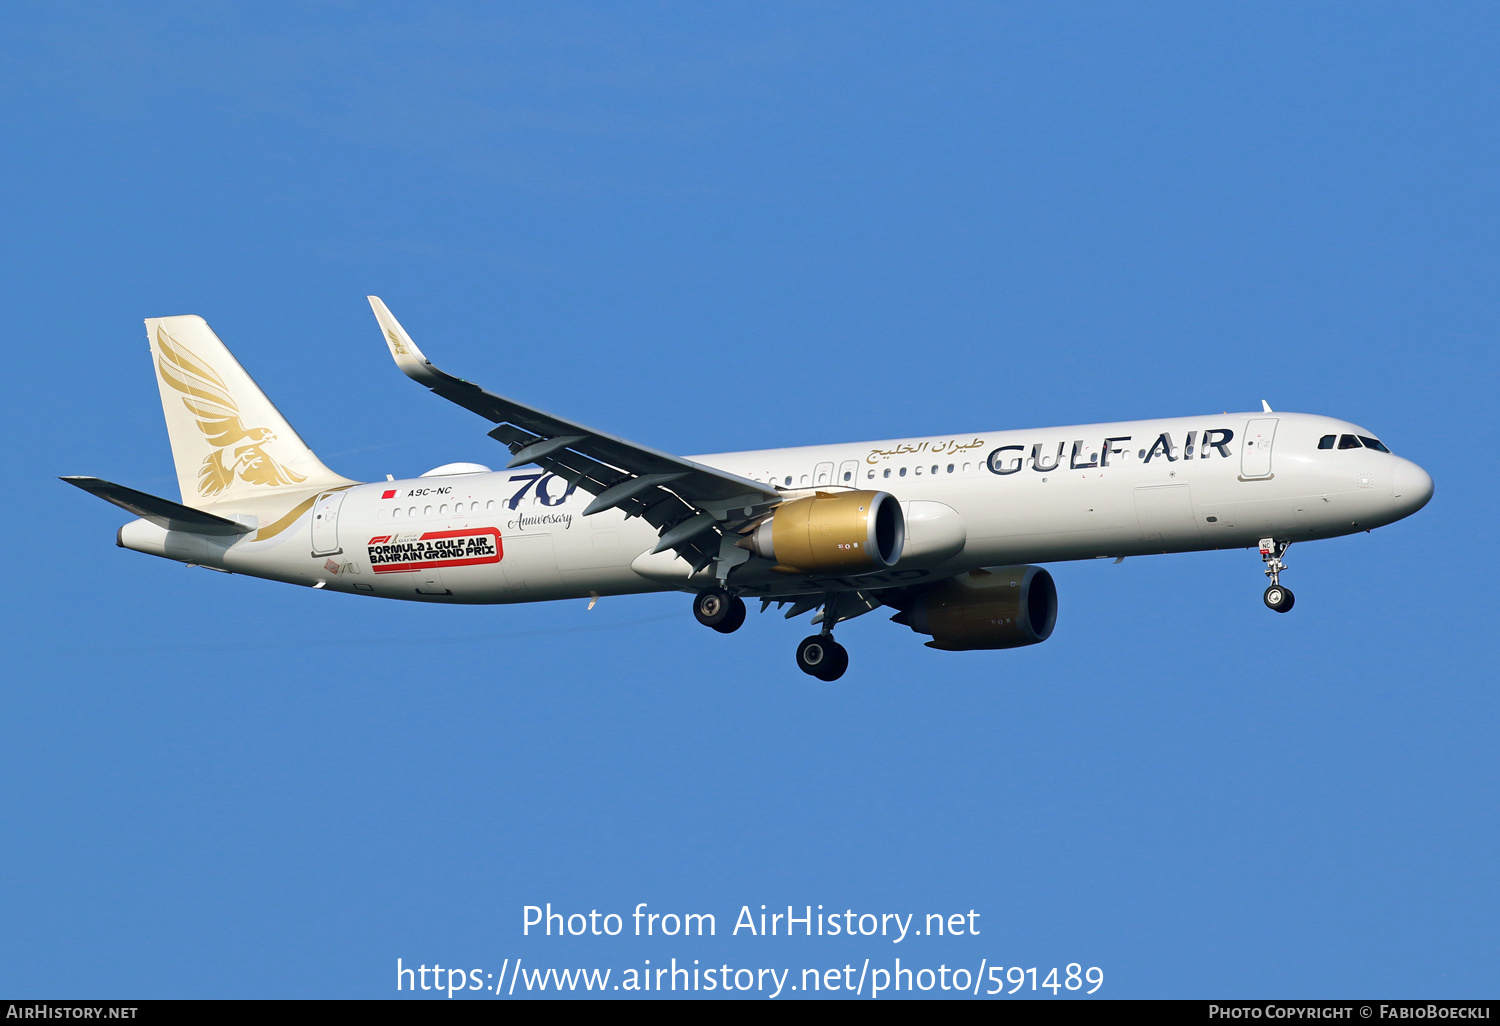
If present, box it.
[1258,538,1295,613]
[1263,584,1294,612]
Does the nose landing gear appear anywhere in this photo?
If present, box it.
[1259,538,1295,613]
[693,587,747,633]
[796,634,849,681]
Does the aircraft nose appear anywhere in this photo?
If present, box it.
[1391,458,1434,514]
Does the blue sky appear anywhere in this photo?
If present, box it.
[2,2,1496,999]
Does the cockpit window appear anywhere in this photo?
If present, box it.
[1358,436,1391,453]
[1318,434,1335,449]
[1338,434,1362,450]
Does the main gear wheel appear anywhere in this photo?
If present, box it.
[693,589,746,633]
[796,635,849,681]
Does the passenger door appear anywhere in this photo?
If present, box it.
[310,491,345,555]
[1241,418,1278,479]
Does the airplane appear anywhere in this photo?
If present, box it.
[64,298,1434,680]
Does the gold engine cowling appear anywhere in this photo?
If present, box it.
[746,490,905,573]
[899,566,1057,650]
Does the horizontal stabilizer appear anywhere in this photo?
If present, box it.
[60,477,252,535]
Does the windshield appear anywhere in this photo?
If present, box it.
[1325,433,1392,453]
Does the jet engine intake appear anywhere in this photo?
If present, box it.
[744,490,904,574]
[894,565,1057,650]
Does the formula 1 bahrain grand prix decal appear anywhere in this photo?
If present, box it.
[366,528,503,573]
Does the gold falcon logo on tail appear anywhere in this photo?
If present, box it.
[155,327,307,496]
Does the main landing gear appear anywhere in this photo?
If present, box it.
[796,634,849,682]
[692,587,850,681]
[692,587,746,634]
[1259,538,1295,613]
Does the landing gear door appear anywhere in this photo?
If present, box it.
[1241,418,1278,479]
[310,490,345,555]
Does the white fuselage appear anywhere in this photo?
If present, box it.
[117,411,1433,603]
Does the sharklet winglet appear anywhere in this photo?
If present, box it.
[368,296,444,386]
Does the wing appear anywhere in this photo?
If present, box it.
[368,297,782,574]
[156,326,251,447]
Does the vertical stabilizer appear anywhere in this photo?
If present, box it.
[146,315,355,509]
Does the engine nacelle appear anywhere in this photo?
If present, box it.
[745,490,905,574]
[896,565,1057,650]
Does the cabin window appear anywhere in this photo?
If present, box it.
[1359,436,1391,453]
[867,470,875,480]
[899,467,907,477]
[883,469,891,479]
[424,505,433,516]
[1338,434,1362,449]
[391,508,402,519]
[931,464,939,475]
[784,476,792,486]
[963,463,971,473]
[843,469,852,482]
[439,504,448,515]
[800,474,809,485]
[377,509,387,520]
[485,499,496,511]
[914,466,922,476]
[1318,434,1336,449]
[408,506,417,517]
[946,464,954,473]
